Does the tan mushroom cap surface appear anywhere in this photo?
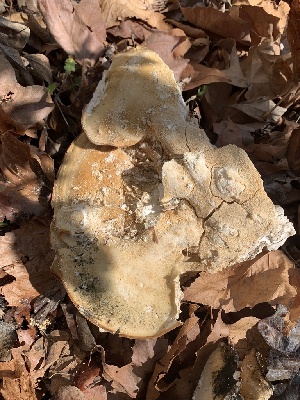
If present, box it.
[51,47,295,339]
[82,46,209,154]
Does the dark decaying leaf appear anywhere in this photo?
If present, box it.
[0,54,53,131]
[0,132,53,222]
[0,15,30,50]
[0,218,58,305]
[258,305,300,381]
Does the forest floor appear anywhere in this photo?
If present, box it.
[0,0,300,399]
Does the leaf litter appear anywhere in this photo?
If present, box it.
[0,0,299,399]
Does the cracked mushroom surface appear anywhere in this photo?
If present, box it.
[51,47,295,339]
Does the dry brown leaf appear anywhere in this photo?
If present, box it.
[184,251,298,314]
[287,128,300,174]
[100,346,139,398]
[145,29,190,81]
[1,263,41,305]
[270,58,293,96]
[38,0,106,65]
[230,97,286,123]
[164,19,207,39]
[53,386,85,400]
[154,311,233,399]
[0,54,53,131]
[183,39,248,90]
[131,337,169,397]
[83,385,107,400]
[287,0,300,81]
[0,133,53,222]
[0,42,34,86]
[181,5,252,45]
[22,53,53,85]
[181,3,283,48]
[206,311,230,344]
[234,0,289,36]
[0,346,38,400]
[0,15,30,50]
[75,312,96,352]
[240,38,293,101]
[228,316,260,359]
[214,119,256,148]
[99,0,170,30]
[146,306,200,399]
[108,19,154,41]
[1,84,54,131]
[263,173,300,206]
[74,353,102,392]
[0,322,18,361]
[245,143,287,164]
[0,218,59,306]
[285,267,300,331]
[238,4,281,44]
[25,336,46,373]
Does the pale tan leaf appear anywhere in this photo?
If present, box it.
[230,97,286,122]
[53,386,85,400]
[145,29,190,81]
[38,0,106,64]
[99,0,170,30]
[184,251,298,313]
[228,316,260,359]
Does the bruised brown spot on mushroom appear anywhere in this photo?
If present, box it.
[51,47,295,339]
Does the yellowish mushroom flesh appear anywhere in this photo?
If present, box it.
[82,47,210,154]
[51,47,295,339]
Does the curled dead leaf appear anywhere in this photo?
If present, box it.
[184,251,299,314]
[99,0,170,30]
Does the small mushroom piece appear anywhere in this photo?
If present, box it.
[52,47,295,339]
[82,46,210,154]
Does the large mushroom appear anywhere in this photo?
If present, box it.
[51,47,295,339]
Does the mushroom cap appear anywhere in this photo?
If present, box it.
[52,47,295,339]
[82,47,185,148]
